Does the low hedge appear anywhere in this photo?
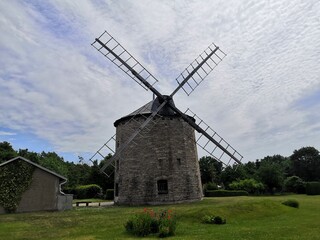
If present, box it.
[106,189,114,200]
[73,184,103,199]
[306,182,320,195]
[205,190,248,197]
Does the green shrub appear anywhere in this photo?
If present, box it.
[202,215,226,224]
[125,208,176,238]
[75,184,102,199]
[158,209,176,238]
[229,178,265,194]
[105,189,114,200]
[202,215,213,224]
[213,216,226,224]
[124,218,134,233]
[206,190,248,197]
[284,176,305,194]
[129,213,152,237]
[306,182,320,195]
[205,182,219,191]
[282,199,299,208]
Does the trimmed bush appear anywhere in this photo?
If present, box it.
[282,199,299,208]
[205,190,248,197]
[202,215,226,224]
[284,176,305,194]
[106,189,114,200]
[306,182,320,195]
[75,184,102,199]
[213,216,226,224]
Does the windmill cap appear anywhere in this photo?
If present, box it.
[152,95,176,115]
[114,95,191,127]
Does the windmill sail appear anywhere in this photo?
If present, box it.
[184,108,243,166]
[166,104,242,165]
[92,31,158,91]
[172,43,226,97]
[89,133,116,177]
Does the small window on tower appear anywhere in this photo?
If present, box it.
[115,183,119,197]
[116,160,119,170]
[157,180,168,194]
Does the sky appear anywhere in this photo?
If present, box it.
[0,0,319,164]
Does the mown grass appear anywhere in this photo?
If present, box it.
[0,195,319,239]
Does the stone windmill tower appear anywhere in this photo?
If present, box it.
[90,31,243,205]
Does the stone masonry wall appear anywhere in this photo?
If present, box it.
[114,115,203,205]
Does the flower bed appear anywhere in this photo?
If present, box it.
[125,208,177,238]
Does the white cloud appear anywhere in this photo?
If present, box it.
[0,131,16,136]
[0,0,319,163]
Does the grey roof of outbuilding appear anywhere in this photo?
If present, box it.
[0,156,67,181]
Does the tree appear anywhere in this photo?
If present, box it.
[98,154,115,191]
[257,154,291,177]
[199,156,222,184]
[18,149,39,163]
[220,164,247,188]
[39,151,68,177]
[65,162,91,188]
[242,161,258,179]
[256,162,284,193]
[87,159,113,192]
[290,147,320,181]
[0,141,17,163]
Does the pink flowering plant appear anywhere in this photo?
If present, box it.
[125,208,177,238]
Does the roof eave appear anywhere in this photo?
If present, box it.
[0,156,67,181]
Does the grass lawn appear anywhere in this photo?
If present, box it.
[0,195,319,239]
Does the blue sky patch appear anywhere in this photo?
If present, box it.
[294,88,320,110]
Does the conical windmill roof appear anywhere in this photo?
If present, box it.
[128,100,154,116]
[114,96,179,127]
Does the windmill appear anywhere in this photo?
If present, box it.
[90,31,243,205]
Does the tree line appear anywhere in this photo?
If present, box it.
[200,146,320,194]
[1,141,319,194]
